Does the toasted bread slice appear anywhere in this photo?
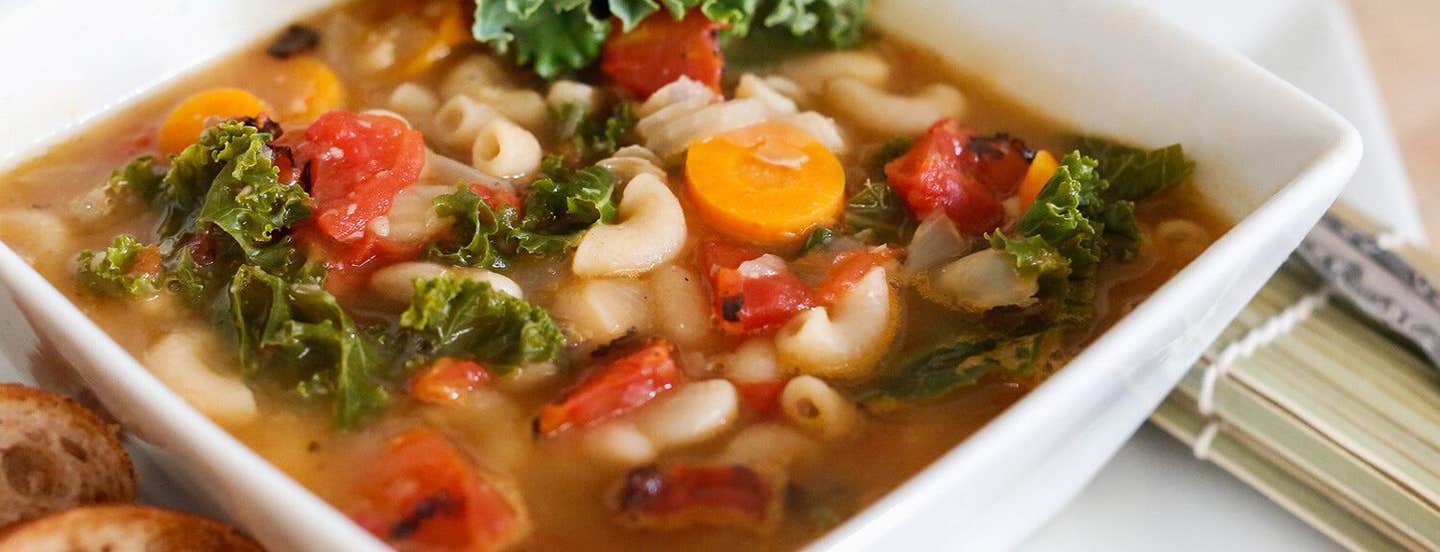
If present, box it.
[0,383,136,527]
[0,505,263,551]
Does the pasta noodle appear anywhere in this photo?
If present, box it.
[777,50,891,93]
[572,173,687,278]
[381,184,454,244]
[824,79,966,136]
[471,118,543,180]
[547,80,599,113]
[433,94,504,151]
[439,54,513,100]
[596,146,667,183]
[387,82,440,121]
[780,375,860,441]
[775,267,897,380]
[635,76,846,161]
[369,261,524,305]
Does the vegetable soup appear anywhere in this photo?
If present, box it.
[0,1,1228,549]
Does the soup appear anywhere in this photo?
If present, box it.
[0,1,1227,550]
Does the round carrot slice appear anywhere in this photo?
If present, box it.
[157,88,269,155]
[272,56,346,122]
[685,122,845,246]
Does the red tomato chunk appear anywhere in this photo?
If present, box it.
[410,358,493,405]
[884,118,1034,236]
[536,340,682,436]
[351,429,527,552]
[700,242,816,336]
[614,463,780,532]
[601,9,724,98]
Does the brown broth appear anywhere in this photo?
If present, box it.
[0,2,1232,550]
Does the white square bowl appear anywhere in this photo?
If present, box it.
[0,0,1359,550]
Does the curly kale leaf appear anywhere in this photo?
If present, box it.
[1077,137,1194,202]
[860,330,1059,410]
[74,235,160,299]
[229,265,387,429]
[399,275,565,371]
[473,0,869,78]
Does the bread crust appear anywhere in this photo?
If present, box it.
[0,504,264,551]
[0,383,136,527]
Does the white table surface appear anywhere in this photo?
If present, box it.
[1027,1,1421,550]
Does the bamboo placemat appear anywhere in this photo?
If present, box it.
[1153,208,1440,552]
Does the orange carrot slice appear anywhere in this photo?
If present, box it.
[1017,149,1058,211]
[685,122,845,246]
[273,56,346,122]
[157,88,268,155]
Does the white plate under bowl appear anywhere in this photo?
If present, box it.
[0,0,1360,550]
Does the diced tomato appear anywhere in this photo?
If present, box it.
[410,358,493,404]
[734,380,786,419]
[960,133,1034,197]
[700,242,815,335]
[884,119,1033,236]
[812,248,902,305]
[600,9,723,98]
[469,183,521,213]
[536,340,682,436]
[130,246,164,278]
[351,429,527,552]
[296,224,424,296]
[615,463,780,532]
[297,110,427,242]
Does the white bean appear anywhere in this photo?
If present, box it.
[550,278,651,348]
[646,265,711,347]
[580,421,657,465]
[709,338,785,383]
[0,210,72,267]
[633,379,739,450]
[144,330,256,426]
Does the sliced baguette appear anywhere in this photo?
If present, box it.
[0,504,263,551]
[0,383,136,527]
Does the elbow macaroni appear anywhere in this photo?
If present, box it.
[636,76,846,161]
[369,261,523,305]
[824,78,966,136]
[471,118,543,181]
[596,146,667,183]
[775,267,898,380]
[572,173,687,278]
[433,94,503,151]
[780,375,860,441]
[778,50,891,93]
